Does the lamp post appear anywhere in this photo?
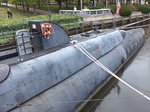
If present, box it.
[106,0,108,7]
[80,0,82,10]
[47,0,50,21]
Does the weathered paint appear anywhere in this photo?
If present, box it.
[0,28,145,112]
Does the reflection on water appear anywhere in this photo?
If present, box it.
[93,36,150,112]
[79,32,150,112]
[116,85,121,95]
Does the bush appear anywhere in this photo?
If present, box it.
[120,6,132,17]
[89,5,105,9]
[109,5,132,17]
[109,5,116,14]
[137,5,150,14]
[128,4,138,11]
[0,14,82,33]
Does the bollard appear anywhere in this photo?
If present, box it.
[113,20,116,29]
[80,23,84,33]
[100,20,104,31]
[122,17,124,25]
[76,23,78,34]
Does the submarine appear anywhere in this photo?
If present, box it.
[0,20,145,112]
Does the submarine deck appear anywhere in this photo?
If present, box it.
[0,29,113,65]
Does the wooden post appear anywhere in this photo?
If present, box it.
[122,17,124,25]
[101,21,104,30]
[80,23,84,33]
[129,16,132,23]
[142,15,145,25]
[149,13,150,24]
[90,21,93,29]
[136,15,138,26]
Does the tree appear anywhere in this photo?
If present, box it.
[0,0,8,6]
[10,0,18,9]
[56,0,62,9]
[77,0,81,9]
[65,0,68,8]
[146,0,150,4]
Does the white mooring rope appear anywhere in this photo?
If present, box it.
[75,43,150,101]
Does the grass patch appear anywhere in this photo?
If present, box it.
[120,6,132,17]
[0,5,34,20]
[0,38,12,45]
[40,5,75,12]
[89,5,105,9]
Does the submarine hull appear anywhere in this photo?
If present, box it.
[0,28,145,112]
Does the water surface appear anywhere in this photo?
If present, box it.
[93,36,150,112]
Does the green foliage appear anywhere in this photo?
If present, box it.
[109,5,116,14]
[0,5,34,21]
[0,38,11,45]
[0,14,82,33]
[109,5,132,17]
[109,5,132,16]
[128,4,138,12]
[146,0,150,3]
[40,5,75,12]
[0,31,15,45]
[0,0,8,3]
[120,6,132,17]
[89,5,105,9]
[0,8,81,44]
[137,5,150,14]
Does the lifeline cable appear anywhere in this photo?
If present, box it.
[75,43,150,101]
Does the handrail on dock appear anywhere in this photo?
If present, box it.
[118,17,150,29]
[59,8,112,17]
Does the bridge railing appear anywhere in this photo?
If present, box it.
[59,9,112,17]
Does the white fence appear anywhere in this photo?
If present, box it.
[59,9,112,17]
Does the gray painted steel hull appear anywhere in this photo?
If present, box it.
[0,28,145,112]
